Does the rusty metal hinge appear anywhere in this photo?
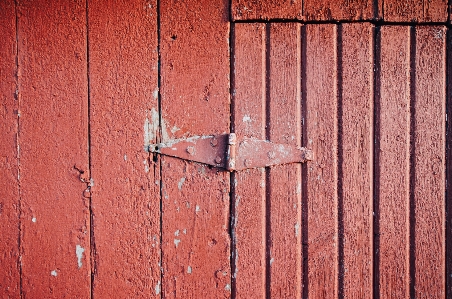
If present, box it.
[149,133,313,171]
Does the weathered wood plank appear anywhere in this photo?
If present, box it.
[340,22,374,299]
[232,0,302,21]
[0,1,20,297]
[413,25,446,298]
[160,0,231,297]
[232,23,266,298]
[446,26,452,299]
[376,26,410,299]
[267,22,302,299]
[383,0,448,22]
[17,0,90,297]
[304,0,374,21]
[304,24,338,298]
[88,0,160,297]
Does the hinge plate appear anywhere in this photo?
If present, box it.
[149,133,312,171]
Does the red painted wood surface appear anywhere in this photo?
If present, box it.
[267,23,302,298]
[303,0,374,20]
[232,0,449,21]
[88,0,160,297]
[377,26,411,298]
[304,24,338,298]
[0,1,20,297]
[160,0,231,297]
[447,26,452,299]
[413,25,446,298]
[17,0,90,297]
[232,23,266,298]
[2,1,452,298]
[232,0,302,21]
[340,23,374,298]
[383,0,448,22]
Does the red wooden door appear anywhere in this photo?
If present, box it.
[1,1,451,298]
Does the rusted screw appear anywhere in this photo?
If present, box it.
[215,156,222,164]
[186,146,195,155]
[244,159,252,167]
[210,137,218,147]
[267,151,275,159]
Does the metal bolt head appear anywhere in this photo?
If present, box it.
[215,156,222,164]
[186,146,195,155]
[244,159,252,167]
[267,151,275,159]
[210,137,218,147]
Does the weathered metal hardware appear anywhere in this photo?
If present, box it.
[149,133,313,171]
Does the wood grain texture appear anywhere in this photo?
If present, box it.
[446,26,452,299]
[304,24,338,298]
[0,1,20,297]
[232,0,302,21]
[232,23,266,298]
[267,22,302,299]
[376,26,410,299]
[88,0,160,297]
[17,0,90,297]
[160,0,231,297]
[304,0,374,20]
[383,0,448,22]
[340,23,374,298]
[413,25,446,298]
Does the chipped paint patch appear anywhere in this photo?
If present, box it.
[178,177,186,190]
[123,155,127,161]
[32,217,36,223]
[51,270,57,277]
[76,245,85,268]
[195,205,200,213]
[187,266,192,274]
[171,126,181,134]
[153,88,159,100]
[225,284,231,291]
[270,258,274,266]
[174,239,181,247]
[295,223,300,237]
[175,230,180,236]
[242,115,251,122]
[155,280,161,295]
[144,108,160,151]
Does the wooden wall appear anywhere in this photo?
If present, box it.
[0,0,451,298]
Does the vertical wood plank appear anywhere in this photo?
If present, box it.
[304,0,374,21]
[88,0,160,297]
[267,22,302,299]
[160,0,231,297]
[340,23,374,299]
[446,25,452,299]
[17,1,90,297]
[233,23,266,298]
[413,25,446,298]
[0,1,20,297]
[383,0,448,22]
[232,0,302,21]
[376,26,410,299]
[304,24,338,298]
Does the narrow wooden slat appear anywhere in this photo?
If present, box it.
[160,0,231,297]
[413,25,446,298]
[383,0,448,22]
[340,23,374,298]
[446,25,452,299]
[0,1,20,297]
[233,23,266,298]
[232,0,302,21]
[304,24,338,298]
[88,0,160,297]
[376,26,410,299]
[304,0,374,21]
[267,22,302,298]
[18,1,90,297]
